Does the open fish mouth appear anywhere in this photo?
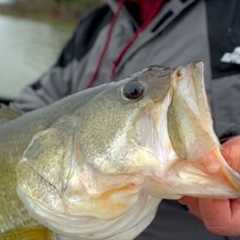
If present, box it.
[141,62,240,199]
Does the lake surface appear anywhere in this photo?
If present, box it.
[0,14,73,98]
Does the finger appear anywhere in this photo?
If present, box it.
[230,198,240,222]
[208,199,240,236]
[179,196,198,208]
[198,199,232,234]
[222,136,240,171]
[179,197,201,219]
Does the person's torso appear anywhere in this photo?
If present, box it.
[56,0,240,239]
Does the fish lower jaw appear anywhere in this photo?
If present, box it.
[17,186,160,240]
[56,194,160,240]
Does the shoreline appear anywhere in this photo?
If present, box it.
[0,1,97,26]
[0,9,77,28]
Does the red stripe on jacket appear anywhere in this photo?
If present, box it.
[87,0,166,88]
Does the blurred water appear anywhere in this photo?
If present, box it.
[0,15,73,98]
[0,0,15,3]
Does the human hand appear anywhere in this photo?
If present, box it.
[180,136,240,236]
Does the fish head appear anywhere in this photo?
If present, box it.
[15,66,173,238]
[16,62,240,239]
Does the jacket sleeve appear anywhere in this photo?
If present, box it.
[13,34,76,112]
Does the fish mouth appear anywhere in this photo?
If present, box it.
[140,62,240,199]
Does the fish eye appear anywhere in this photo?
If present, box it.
[121,80,145,101]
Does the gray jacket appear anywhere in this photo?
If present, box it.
[15,0,240,239]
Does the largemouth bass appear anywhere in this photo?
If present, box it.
[0,62,240,240]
